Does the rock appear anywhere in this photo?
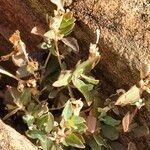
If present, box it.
[0,119,37,150]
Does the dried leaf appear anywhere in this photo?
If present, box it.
[89,43,100,60]
[9,30,29,64]
[51,0,64,11]
[86,115,97,133]
[122,110,137,132]
[71,99,83,116]
[12,53,26,67]
[9,30,21,47]
[61,37,79,53]
[31,26,45,37]
[115,85,141,106]
[0,51,15,61]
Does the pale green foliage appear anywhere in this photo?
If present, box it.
[1,0,148,150]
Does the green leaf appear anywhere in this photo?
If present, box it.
[40,138,53,150]
[101,125,119,141]
[28,102,49,118]
[20,88,31,105]
[45,113,54,133]
[71,116,85,125]
[44,30,55,40]
[37,112,54,133]
[81,74,99,85]
[38,42,51,49]
[93,133,108,147]
[65,133,85,148]
[53,70,72,87]
[88,138,104,150]
[62,100,73,120]
[60,12,75,28]
[59,12,75,36]
[73,59,98,77]
[67,116,86,130]
[48,89,59,99]
[26,129,46,141]
[16,66,30,78]
[72,78,94,106]
[51,144,63,150]
[23,114,35,127]
[27,102,36,113]
[75,123,87,133]
[100,116,121,127]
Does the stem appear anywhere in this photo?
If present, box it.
[43,50,51,69]
[0,67,21,81]
[3,108,21,120]
[54,39,62,69]
[68,85,74,98]
[40,49,51,83]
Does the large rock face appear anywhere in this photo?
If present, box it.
[71,0,150,88]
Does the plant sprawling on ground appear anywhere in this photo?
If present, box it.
[0,0,150,150]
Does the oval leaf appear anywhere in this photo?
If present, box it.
[62,100,73,120]
[101,116,120,127]
[115,86,141,106]
[53,71,72,87]
[61,37,79,53]
[122,110,136,132]
[102,125,119,141]
[65,133,85,148]
[86,115,97,133]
